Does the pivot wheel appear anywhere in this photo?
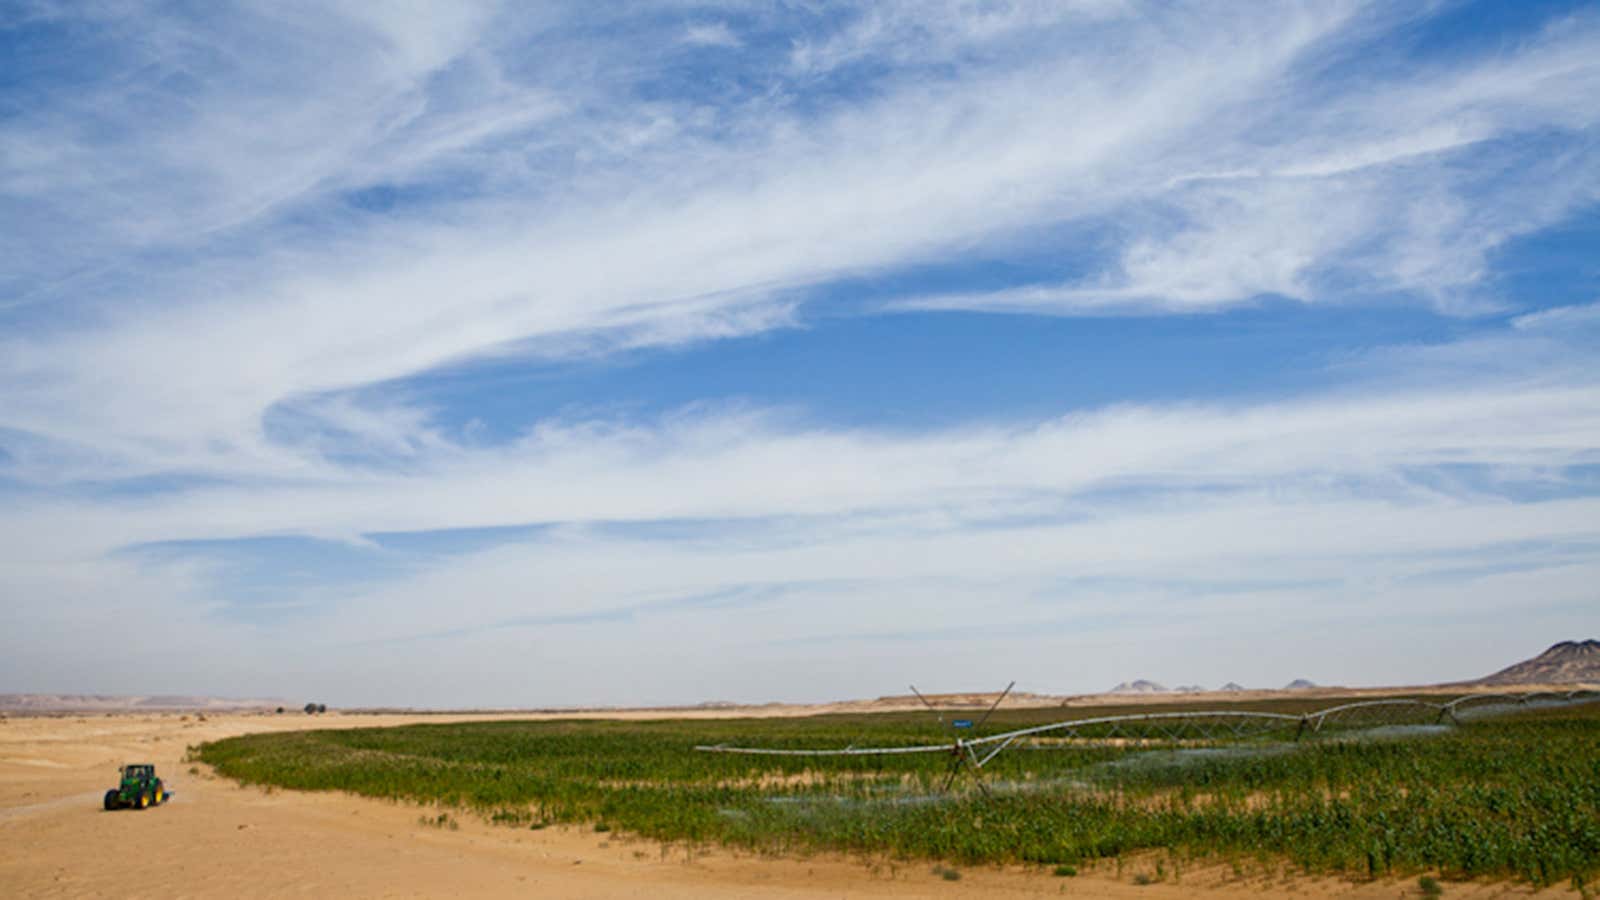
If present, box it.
[104,790,119,811]
[153,786,165,805]
[137,791,150,810]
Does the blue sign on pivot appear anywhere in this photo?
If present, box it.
[952,719,973,729]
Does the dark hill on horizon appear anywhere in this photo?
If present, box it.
[1473,639,1600,686]
[1107,680,1167,694]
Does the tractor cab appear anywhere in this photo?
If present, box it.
[105,763,167,810]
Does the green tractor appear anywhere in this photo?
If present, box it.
[103,763,170,811]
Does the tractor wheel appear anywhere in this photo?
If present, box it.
[104,790,118,811]
[137,791,150,810]
[153,786,165,805]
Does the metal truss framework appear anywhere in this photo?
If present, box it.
[694,689,1600,794]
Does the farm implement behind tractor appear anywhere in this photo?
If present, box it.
[103,764,170,810]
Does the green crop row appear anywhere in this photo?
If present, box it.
[197,700,1600,885]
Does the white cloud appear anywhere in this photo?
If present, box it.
[8,467,1597,704]
[0,2,502,264]
[3,3,1367,483]
[3,332,1598,701]
[787,0,1134,75]
[2,3,1598,703]
[898,14,1600,315]
[682,21,741,48]
[1512,301,1600,333]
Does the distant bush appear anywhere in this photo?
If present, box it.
[418,812,457,830]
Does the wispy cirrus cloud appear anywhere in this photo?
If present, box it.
[1,2,1597,703]
[4,2,1363,481]
[1,2,503,292]
[898,12,1600,314]
[681,21,741,49]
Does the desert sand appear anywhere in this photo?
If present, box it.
[0,708,1570,898]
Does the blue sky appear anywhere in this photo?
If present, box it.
[2,1,1598,707]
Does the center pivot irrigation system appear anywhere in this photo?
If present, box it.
[695,685,1600,796]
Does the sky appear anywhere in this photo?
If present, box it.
[2,0,1598,708]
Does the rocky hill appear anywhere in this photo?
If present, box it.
[1108,679,1167,694]
[1475,640,1600,685]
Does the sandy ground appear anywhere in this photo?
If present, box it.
[0,710,1574,899]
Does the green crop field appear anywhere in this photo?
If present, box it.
[197,697,1600,886]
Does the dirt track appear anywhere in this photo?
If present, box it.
[0,711,1567,898]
